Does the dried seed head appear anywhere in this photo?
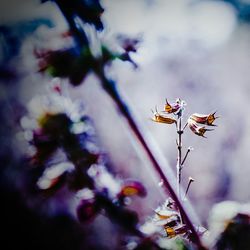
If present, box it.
[190,112,218,126]
[165,99,180,114]
[151,107,177,124]
[165,98,186,117]
[187,118,214,138]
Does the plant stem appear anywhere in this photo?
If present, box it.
[177,117,182,199]
[52,4,204,247]
[176,116,185,225]
[99,74,203,248]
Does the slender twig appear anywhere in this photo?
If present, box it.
[182,122,188,131]
[52,4,204,248]
[181,147,192,166]
[184,177,194,200]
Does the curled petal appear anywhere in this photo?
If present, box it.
[207,112,218,125]
[190,112,218,126]
[188,118,213,138]
[151,108,177,124]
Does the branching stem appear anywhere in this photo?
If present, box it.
[181,148,191,166]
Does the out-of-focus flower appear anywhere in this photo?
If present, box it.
[87,164,121,196]
[119,179,147,198]
[117,179,146,206]
[151,108,177,125]
[37,42,138,86]
[37,47,94,86]
[206,201,250,249]
[190,112,218,126]
[37,162,74,190]
[26,93,86,128]
[187,118,214,138]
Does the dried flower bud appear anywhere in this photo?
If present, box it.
[165,98,186,117]
[190,112,218,126]
[37,162,73,190]
[165,99,181,114]
[151,108,177,124]
[188,118,213,138]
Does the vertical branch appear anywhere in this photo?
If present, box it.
[176,116,184,224]
[176,116,182,199]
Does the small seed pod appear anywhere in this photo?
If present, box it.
[151,108,177,124]
[190,112,218,126]
[165,99,181,114]
[188,118,213,138]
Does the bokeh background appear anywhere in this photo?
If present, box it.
[1,0,250,235]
